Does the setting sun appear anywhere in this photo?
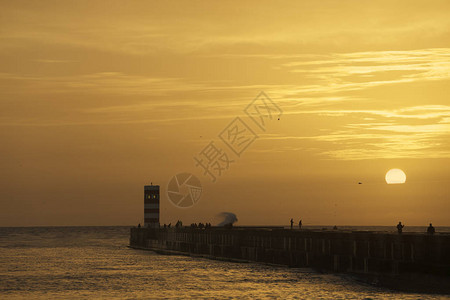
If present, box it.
[385,169,407,184]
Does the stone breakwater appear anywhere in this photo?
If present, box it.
[130,227,450,293]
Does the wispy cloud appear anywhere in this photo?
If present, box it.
[0,71,287,97]
[296,105,450,120]
[278,48,450,96]
[253,49,450,160]
[33,59,73,63]
[262,105,450,160]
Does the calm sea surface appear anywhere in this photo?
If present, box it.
[0,226,448,299]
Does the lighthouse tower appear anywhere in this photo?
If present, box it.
[144,184,160,227]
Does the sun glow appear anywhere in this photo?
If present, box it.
[385,169,406,184]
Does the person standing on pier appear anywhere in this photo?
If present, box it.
[427,223,435,235]
[298,219,302,229]
[290,218,294,229]
[397,221,404,234]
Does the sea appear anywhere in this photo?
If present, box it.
[0,226,449,299]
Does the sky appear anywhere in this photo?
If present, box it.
[0,0,449,226]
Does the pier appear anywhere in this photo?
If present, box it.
[130,227,450,293]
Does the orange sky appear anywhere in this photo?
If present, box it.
[1,0,449,226]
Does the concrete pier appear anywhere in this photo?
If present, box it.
[130,227,450,293]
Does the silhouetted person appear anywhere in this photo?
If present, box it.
[427,223,435,235]
[168,223,171,228]
[333,225,338,230]
[290,218,294,229]
[397,221,404,234]
[138,223,141,228]
[298,219,302,229]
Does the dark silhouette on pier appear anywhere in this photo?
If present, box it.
[397,221,404,234]
[427,223,435,235]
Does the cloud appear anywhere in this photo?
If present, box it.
[0,72,209,96]
[252,49,450,160]
[33,59,73,63]
[296,105,450,120]
[261,105,450,160]
[276,49,450,97]
[2,2,450,55]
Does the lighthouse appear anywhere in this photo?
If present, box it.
[144,184,160,227]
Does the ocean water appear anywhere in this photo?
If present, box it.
[0,226,448,299]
